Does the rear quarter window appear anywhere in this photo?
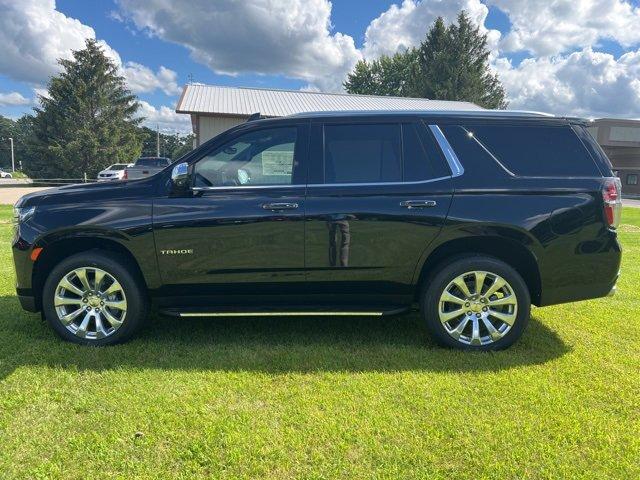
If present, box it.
[460,124,600,177]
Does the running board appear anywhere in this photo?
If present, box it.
[160,306,409,318]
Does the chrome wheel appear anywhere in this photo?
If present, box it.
[438,270,518,346]
[54,267,127,340]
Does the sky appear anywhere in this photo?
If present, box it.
[1,0,640,134]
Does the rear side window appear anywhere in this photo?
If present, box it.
[460,124,600,177]
[324,124,401,184]
[403,123,450,181]
[322,123,450,184]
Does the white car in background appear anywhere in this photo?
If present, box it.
[0,168,13,179]
[97,163,133,181]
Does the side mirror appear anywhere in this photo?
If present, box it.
[171,162,189,188]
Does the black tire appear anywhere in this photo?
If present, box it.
[42,250,148,345]
[421,255,530,351]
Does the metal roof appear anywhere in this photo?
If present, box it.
[176,84,484,117]
[287,109,554,118]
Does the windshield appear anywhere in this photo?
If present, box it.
[108,164,128,171]
[136,158,170,167]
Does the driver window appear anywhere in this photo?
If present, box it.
[194,127,297,187]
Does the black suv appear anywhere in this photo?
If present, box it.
[12,111,622,350]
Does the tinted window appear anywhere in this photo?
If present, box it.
[194,127,297,187]
[324,124,401,184]
[108,164,128,171]
[461,124,600,177]
[403,123,450,181]
[441,125,503,177]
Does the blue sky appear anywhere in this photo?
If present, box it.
[1,0,640,132]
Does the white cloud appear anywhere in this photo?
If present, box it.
[122,63,182,96]
[115,0,362,92]
[488,0,640,56]
[362,0,501,59]
[0,0,94,84]
[136,100,192,134]
[495,48,640,117]
[0,0,181,98]
[0,91,31,106]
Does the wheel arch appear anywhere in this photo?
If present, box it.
[415,235,542,306]
[32,235,148,311]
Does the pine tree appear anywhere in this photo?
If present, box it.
[417,12,507,108]
[344,11,507,109]
[26,39,143,178]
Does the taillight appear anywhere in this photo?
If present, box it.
[602,177,622,229]
[123,170,128,180]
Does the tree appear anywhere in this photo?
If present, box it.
[343,49,419,97]
[344,11,507,109]
[0,114,31,171]
[139,126,194,160]
[26,39,143,178]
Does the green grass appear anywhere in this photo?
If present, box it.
[0,205,638,479]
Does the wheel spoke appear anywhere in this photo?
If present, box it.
[470,318,481,345]
[76,312,92,338]
[488,309,517,326]
[94,269,106,292]
[75,269,92,292]
[449,316,470,339]
[486,295,516,307]
[59,277,84,297]
[452,277,472,298]
[474,271,487,296]
[103,282,121,296]
[102,308,123,328]
[481,317,503,341]
[439,308,464,323]
[59,307,85,325]
[441,291,466,305]
[104,299,127,311]
[484,277,506,298]
[94,313,108,338]
[54,296,83,307]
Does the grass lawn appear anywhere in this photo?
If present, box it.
[0,204,638,479]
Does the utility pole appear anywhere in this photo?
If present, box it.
[9,137,14,172]
[156,125,160,157]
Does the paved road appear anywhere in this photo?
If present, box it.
[623,198,640,208]
[0,187,51,205]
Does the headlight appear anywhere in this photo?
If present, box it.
[13,206,36,227]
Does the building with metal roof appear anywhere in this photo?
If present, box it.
[176,84,483,146]
[588,118,640,196]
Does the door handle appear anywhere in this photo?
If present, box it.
[400,200,437,209]
[262,202,299,211]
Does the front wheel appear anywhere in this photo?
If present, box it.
[42,251,148,345]
[421,256,531,350]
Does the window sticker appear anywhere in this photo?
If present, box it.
[261,151,293,176]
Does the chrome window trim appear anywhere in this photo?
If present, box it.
[428,124,464,177]
[190,175,453,192]
[191,184,304,192]
[307,176,451,188]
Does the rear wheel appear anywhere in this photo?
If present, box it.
[42,251,148,345]
[421,256,530,350]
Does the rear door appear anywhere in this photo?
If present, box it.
[304,118,455,303]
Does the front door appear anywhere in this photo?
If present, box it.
[304,119,454,304]
[153,122,308,302]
